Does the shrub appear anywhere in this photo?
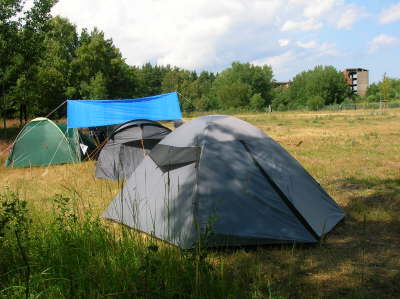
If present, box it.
[249,93,266,111]
[307,95,325,110]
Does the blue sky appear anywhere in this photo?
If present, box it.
[51,0,400,83]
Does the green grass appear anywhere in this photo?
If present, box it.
[1,193,256,299]
[1,109,400,298]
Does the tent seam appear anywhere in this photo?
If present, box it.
[48,119,78,163]
[238,140,320,242]
[191,120,213,234]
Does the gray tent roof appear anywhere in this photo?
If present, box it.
[103,115,345,248]
[95,119,171,180]
[111,120,171,143]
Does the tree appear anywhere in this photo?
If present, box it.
[249,93,265,111]
[271,86,290,111]
[366,76,400,102]
[36,16,78,115]
[287,65,349,109]
[381,73,390,102]
[16,0,58,124]
[161,67,212,112]
[0,0,58,125]
[365,83,381,102]
[192,71,215,110]
[80,72,108,99]
[138,63,170,97]
[0,0,24,127]
[68,27,140,100]
[161,68,186,93]
[389,78,400,99]
[212,62,274,109]
[307,95,325,110]
[215,81,252,109]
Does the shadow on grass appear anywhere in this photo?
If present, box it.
[314,176,399,298]
[341,176,400,223]
[324,176,400,298]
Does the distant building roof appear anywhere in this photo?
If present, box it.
[275,81,292,88]
[344,68,368,72]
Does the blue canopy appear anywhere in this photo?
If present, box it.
[67,92,182,128]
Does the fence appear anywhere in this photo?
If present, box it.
[321,101,400,111]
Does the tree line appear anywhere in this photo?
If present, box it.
[365,75,400,103]
[1,0,396,128]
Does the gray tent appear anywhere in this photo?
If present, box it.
[103,115,345,248]
[95,120,171,180]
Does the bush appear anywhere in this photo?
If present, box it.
[249,93,266,111]
[367,94,381,102]
[193,96,210,111]
[307,95,325,110]
[342,97,354,105]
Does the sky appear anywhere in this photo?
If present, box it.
[50,0,400,83]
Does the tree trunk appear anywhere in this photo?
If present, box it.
[23,104,27,122]
[1,85,6,129]
[2,103,6,129]
[19,104,23,127]
[19,104,28,126]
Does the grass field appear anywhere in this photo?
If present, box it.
[1,109,399,298]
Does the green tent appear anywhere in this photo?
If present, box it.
[6,117,94,168]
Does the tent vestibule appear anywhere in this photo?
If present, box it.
[95,120,171,180]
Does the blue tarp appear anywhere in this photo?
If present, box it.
[67,92,182,128]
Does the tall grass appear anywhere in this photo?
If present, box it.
[0,191,273,299]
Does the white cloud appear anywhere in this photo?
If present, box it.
[288,0,339,17]
[303,0,339,18]
[369,34,399,53]
[296,40,339,54]
[52,0,285,69]
[319,42,339,56]
[281,18,322,32]
[252,51,296,70]
[286,1,369,30]
[296,40,318,49]
[278,39,290,47]
[252,40,339,80]
[336,4,368,29]
[49,0,365,80]
[379,3,400,24]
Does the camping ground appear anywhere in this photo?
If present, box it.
[0,109,399,298]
